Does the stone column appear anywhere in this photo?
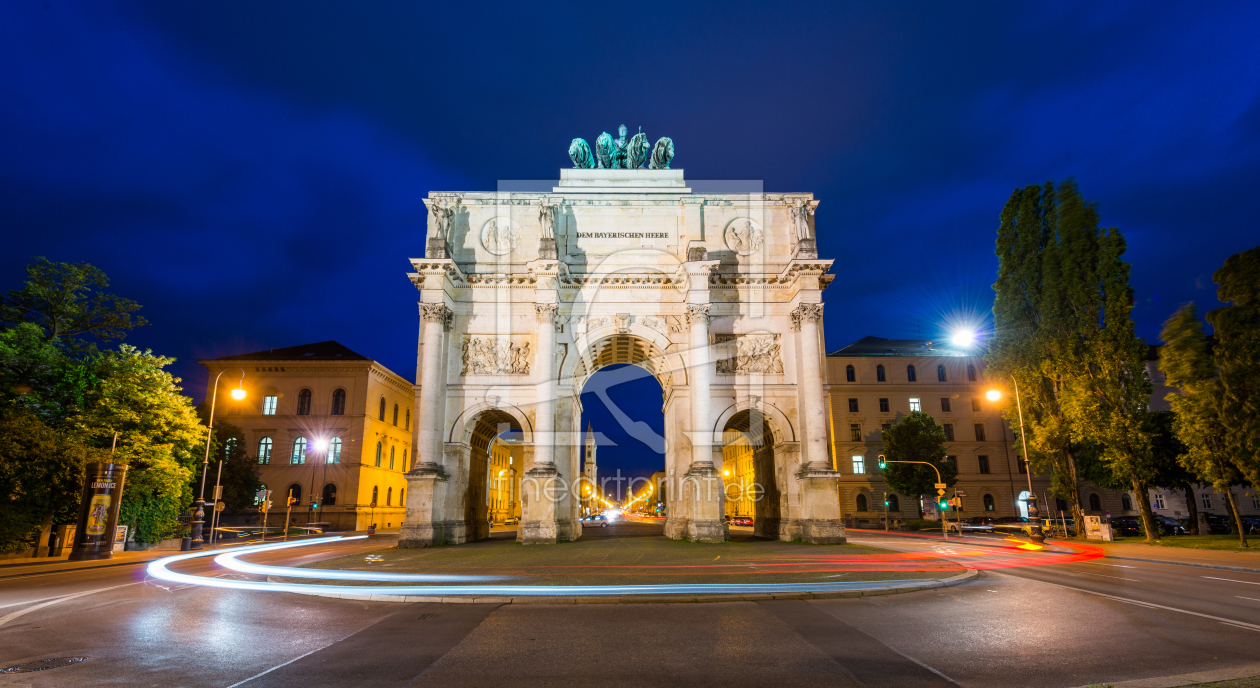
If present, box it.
[520,303,560,544]
[681,302,725,543]
[400,301,452,548]
[789,302,846,544]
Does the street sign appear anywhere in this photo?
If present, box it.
[936,488,946,496]
[955,490,967,497]
[214,501,225,512]
[212,485,223,500]
[934,483,946,489]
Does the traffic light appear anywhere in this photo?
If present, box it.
[938,497,948,510]
[310,498,318,510]
[288,496,297,506]
[878,455,887,470]
[883,499,890,507]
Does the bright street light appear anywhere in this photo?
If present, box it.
[312,438,328,452]
[230,386,247,400]
[951,330,976,347]
[986,389,1001,402]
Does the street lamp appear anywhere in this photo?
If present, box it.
[987,376,1044,543]
[194,368,245,550]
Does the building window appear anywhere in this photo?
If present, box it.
[322,483,337,506]
[971,398,981,412]
[937,364,947,382]
[387,487,393,506]
[940,397,951,412]
[258,437,273,464]
[328,437,342,464]
[967,364,977,382]
[393,403,399,426]
[846,365,856,382]
[978,455,990,474]
[390,446,396,470]
[907,365,917,382]
[379,397,386,421]
[850,424,862,442]
[297,389,312,415]
[1018,458,1026,474]
[375,442,382,467]
[857,494,869,512]
[983,493,995,511]
[262,395,278,415]
[881,423,891,431]
[1089,494,1102,511]
[371,486,379,506]
[974,423,986,441]
[945,455,957,467]
[943,424,954,441]
[1253,495,1260,509]
[1201,493,1212,510]
[291,437,307,465]
[331,389,346,415]
[402,449,408,472]
[405,409,411,431]
[876,365,886,382]
[852,455,865,474]
[287,484,302,504]
[1122,494,1133,511]
[400,488,406,506]
[848,398,859,413]
[909,397,921,412]
[887,494,900,512]
[879,398,889,413]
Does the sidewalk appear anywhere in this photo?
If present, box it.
[1052,539,1260,573]
[0,546,181,579]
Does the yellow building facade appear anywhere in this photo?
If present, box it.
[721,430,756,519]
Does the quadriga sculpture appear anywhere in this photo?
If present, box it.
[595,132,615,169]
[626,132,650,169]
[649,137,674,169]
[569,138,595,169]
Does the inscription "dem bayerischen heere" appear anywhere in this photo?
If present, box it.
[575,232,669,239]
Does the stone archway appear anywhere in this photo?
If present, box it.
[400,164,845,547]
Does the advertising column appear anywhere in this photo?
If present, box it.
[68,463,128,561]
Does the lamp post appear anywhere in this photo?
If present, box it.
[987,377,1043,543]
[877,455,950,540]
[193,368,245,550]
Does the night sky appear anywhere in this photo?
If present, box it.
[3,2,1258,481]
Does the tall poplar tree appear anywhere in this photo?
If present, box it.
[1207,247,1260,493]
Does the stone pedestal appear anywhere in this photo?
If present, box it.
[426,236,449,259]
[519,465,560,544]
[791,465,847,544]
[398,463,450,548]
[538,237,558,260]
[679,462,728,543]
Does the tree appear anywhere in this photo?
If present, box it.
[192,409,262,514]
[0,408,100,553]
[0,257,147,352]
[880,411,957,517]
[1145,410,1201,534]
[0,322,98,427]
[72,346,206,544]
[1161,302,1250,547]
[1207,246,1260,493]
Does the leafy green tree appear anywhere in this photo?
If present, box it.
[1206,246,1260,492]
[880,411,957,517]
[1145,410,1201,534]
[1161,303,1250,546]
[0,258,147,351]
[0,322,97,426]
[72,346,206,544]
[192,409,262,514]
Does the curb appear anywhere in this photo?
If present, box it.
[1102,555,1260,575]
[1075,661,1260,688]
[0,558,154,580]
[265,568,980,604]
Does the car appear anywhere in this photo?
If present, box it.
[1239,517,1260,535]
[1106,516,1144,537]
[581,514,609,528]
[1153,515,1187,535]
[1203,514,1234,534]
[727,516,753,527]
[992,516,1040,538]
[946,516,995,534]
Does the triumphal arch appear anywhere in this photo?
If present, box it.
[399,127,845,546]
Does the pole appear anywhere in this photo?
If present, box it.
[1011,376,1043,543]
[283,489,294,542]
[879,456,946,539]
[209,458,225,547]
[194,367,244,550]
[260,490,270,544]
[883,491,888,531]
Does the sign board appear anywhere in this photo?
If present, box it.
[1084,515,1113,542]
[213,485,223,500]
[934,483,947,489]
[955,490,967,497]
[113,525,128,552]
[936,488,946,496]
[215,501,226,512]
[69,463,129,562]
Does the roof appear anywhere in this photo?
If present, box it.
[211,341,371,362]
[827,336,977,358]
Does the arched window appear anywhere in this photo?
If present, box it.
[400,488,406,506]
[876,365,886,382]
[393,403,399,426]
[328,437,342,464]
[1122,494,1132,511]
[1089,494,1102,511]
[224,437,238,461]
[322,483,337,506]
[371,485,379,506]
[375,442,382,467]
[387,486,393,506]
[966,364,977,382]
[907,365,917,382]
[257,437,273,465]
[389,446,396,470]
[402,449,408,472]
[937,365,947,382]
[297,389,312,415]
[287,483,302,504]
[331,389,346,415]
[857,494,869,512]
[379,397,386,421]
[845,365,856,382]
[983,493,995,511]
[291,437,307,465]
[405,409,411,431]
[887,494,900,512]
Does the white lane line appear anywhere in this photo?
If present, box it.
[224,645,327,688]
[1008,576,1260,632]
[0,583,135,629]
[1090,563,1136,569]
[1074,571,1141,582]
[1204,576,1260,586]
[1237,597,1260,603]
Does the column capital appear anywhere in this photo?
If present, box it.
[685,303,711,326]
[419,302,454,331]
[534,303,561,331]
[790,303,824,331]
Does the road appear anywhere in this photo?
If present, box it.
[1,524,1258,687]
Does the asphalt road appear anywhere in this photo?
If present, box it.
[1,524,1258,687]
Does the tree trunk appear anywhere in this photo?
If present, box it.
[1131,473,1159,543]
[35,509,54,558]
[1222,487,1249,548]
[1183,484,1199,535]
[1066,449,1086,536]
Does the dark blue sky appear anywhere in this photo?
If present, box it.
[3,2,1258,479]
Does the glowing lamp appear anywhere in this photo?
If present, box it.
[986,389,1001,402]
[231,387,247,400]
[951,330,976,347]
[312,439,328,452]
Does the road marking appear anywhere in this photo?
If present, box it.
[1237,597,1260,603]
[1009,576,1260,632]
[1204,576,1260,586]
[1074,571,1141,582]
[1092,563,1136,569]
[0,583,134,629]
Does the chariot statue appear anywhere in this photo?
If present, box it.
[569,124,674,169]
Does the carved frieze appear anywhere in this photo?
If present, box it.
[724,217,764,255]
[461,338,531,375]
[714,334,784,375]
